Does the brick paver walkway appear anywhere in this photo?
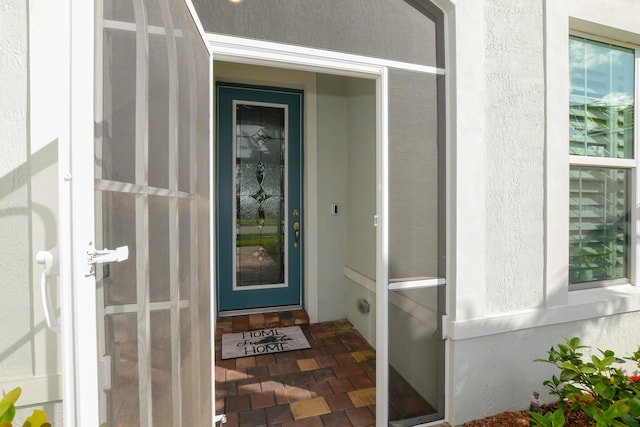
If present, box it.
[215,311,446,426]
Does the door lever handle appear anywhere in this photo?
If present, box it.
[293,221,300,248]
[36,247,60,333]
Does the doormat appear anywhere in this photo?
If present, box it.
[221,326,310,360]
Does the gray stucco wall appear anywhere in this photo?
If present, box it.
[192,0,438,67]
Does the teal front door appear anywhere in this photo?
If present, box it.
[216,84,304,313]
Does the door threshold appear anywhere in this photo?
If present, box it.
[218,305,302,318]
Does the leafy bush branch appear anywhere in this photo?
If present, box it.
[532,337,640,427]
[0,388,50,427]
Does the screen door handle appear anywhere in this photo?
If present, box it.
[86,245,129,277]
[87,245,129,264]
[36,247,60,333]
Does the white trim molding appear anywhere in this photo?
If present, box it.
[206,34,444,78]
[344,266,441,327]
[0,375,62,407]
[389,277,446,290]
[344,266,376,293]
[568,155,636,169]
[444,284,640,340]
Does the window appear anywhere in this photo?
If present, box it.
[568,35,635,287]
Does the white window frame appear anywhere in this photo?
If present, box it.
[435,0,640,346]
[567,31,639,291]
[545,0,640,311]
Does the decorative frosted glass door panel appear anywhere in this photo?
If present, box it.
[235,104,286,289]
[217,84,303,313]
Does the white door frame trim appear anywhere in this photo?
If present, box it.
[207,32,396,424]
[59,0,100,425]
[207,33,444,77]
[206,32,387,326]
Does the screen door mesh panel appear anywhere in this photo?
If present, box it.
[97,0,211,425]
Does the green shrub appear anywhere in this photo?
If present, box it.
[533,337,640,427]
[530,408,565,427]
[0,388,50,427]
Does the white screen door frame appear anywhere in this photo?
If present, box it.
[208,33,446,425]
[58,0,99,424]
[58,0,215,425]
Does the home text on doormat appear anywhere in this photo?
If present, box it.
[221,326,310,360]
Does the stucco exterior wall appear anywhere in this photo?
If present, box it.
[0,0,62,422]
[345,79,377,281]
[451,0,545,322]
[483,0,545,313]
[448,0,547,422]
[343,77,378,345]
[316,75,350,322]
[0,0,31,378]
[451,313,640,423]
[448,0,640,424]
[193,0,438,68]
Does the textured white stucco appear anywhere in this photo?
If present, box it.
[448,0,640,424]
[449,0,547,422]
[0,0,28,178]
[1,0,62,417]
[0,0,33,377]
[450,0,489,322]
[451,312,640,424]
[450,0,545,320]
[483,0,545,313]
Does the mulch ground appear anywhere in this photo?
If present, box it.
[461,404,594,426]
